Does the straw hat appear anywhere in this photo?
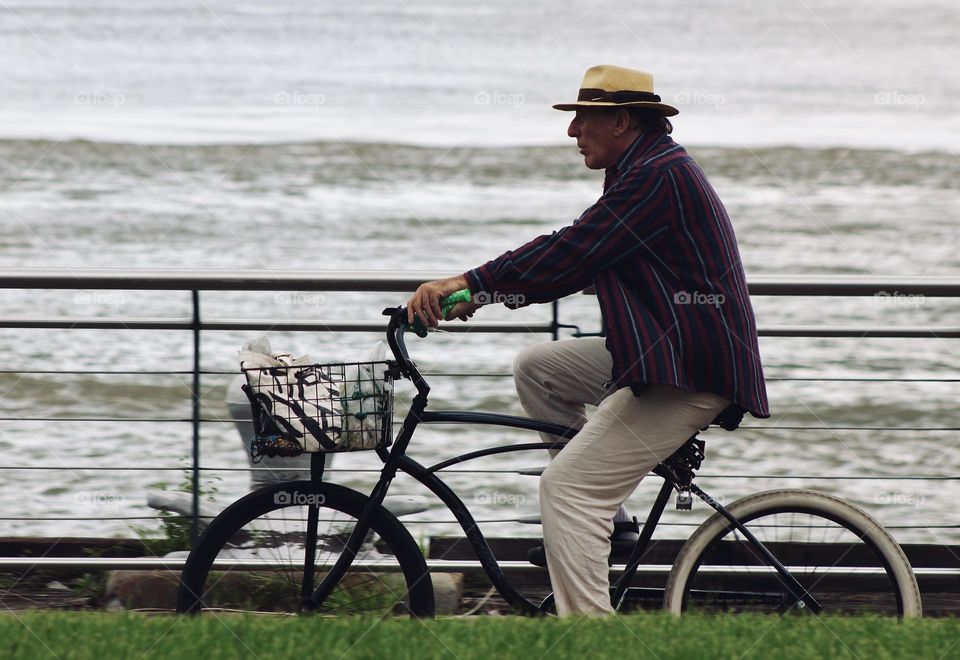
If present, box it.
[553,64,678,116]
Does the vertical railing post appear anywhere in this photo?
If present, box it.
[551,300,559,341]
[190,289,201,547]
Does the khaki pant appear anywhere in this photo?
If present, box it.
[513,337,729,617]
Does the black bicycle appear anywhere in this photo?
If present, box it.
[176,301,922,618]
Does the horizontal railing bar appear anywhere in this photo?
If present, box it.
[0,556,954,575]
[0,517,194,521]
[0,418,373,424]
[413,375,960,383]
[0,466,190,471]
[0,518,954,530]
[0,466,409,472]
[212,471,958,480]
[0,270,454,292]
[0,557,622,572]
[0,466,421,472]
[0,270,958,296]
[0,370,198,375]
[0,418,192,423]
[696,475,960,480]
[0,519,953,530]
[0,464,955,481]
[0,318,956,339]
[738,426,960,431]
[2,418,957,433]
[760,326,960,338]
[0,318,554,333]
[751,277,960,297]
[0,517,533,524]
[0,370,517,377]
[766,377,960,382]
[0,418,402,425]
[0,317,957,338]
[1,372,959,397]
[0,369,956,383]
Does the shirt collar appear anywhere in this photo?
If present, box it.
[606,129,667,177]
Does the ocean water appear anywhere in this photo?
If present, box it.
[0,0,958,545]
[0,0,957,150]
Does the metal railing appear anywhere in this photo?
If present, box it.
[0,269,958,570]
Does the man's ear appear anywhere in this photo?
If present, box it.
[612,108,633,137]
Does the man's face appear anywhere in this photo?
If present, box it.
[567,108,623,169]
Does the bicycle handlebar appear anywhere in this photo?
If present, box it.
[382,288,473,392]
[409,288,473,337]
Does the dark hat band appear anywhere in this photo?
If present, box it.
[576,88,662,104]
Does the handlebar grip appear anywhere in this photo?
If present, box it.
[411,289,472,338]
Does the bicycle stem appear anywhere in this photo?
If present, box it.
[384,306,430,398]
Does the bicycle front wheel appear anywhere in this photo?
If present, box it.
[177,481,435,617]
[664,489,921,617]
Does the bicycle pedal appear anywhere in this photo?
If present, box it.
[676,489,693,510]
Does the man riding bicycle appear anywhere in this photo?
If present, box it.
[408,64,770,617]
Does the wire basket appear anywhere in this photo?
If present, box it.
[241,360,395,459]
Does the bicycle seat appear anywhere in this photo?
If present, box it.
[708,403,745,432]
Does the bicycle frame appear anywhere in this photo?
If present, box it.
[304,307,820,615]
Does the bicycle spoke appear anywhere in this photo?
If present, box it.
[178,483,433,617]
[668,492,918,617]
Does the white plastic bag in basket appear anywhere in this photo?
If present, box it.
[339,341,390,449]
[238,337,340,452]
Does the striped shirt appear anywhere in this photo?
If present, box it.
[463,130,770,422]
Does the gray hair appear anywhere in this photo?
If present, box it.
[626,108,673,134]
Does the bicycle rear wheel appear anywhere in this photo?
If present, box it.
[664,489,921,617]
[177,481,435,617]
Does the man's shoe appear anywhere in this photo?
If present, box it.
[611,518,641,558]
[526,518,640,567]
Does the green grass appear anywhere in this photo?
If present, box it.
[1,612,958,659]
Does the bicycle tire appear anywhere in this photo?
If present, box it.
[663,489,922,617]
[177,481,435,617]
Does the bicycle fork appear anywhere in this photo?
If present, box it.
[298,453,325,609]
[301,393,426,612]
